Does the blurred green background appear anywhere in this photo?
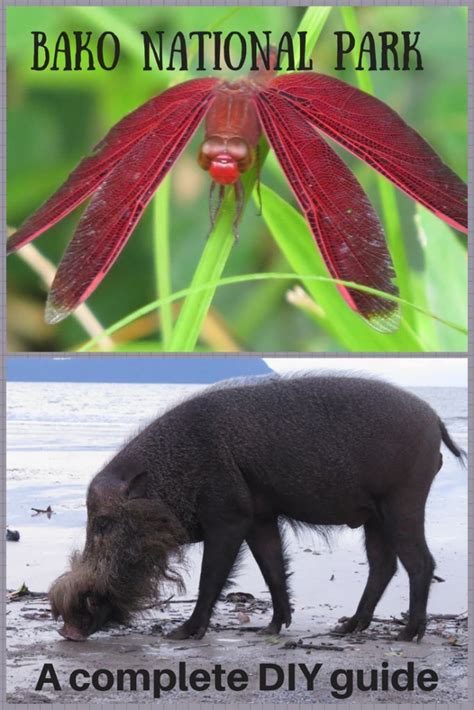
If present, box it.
[7,5,467,352]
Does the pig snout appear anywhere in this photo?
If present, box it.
[58,623,88,642]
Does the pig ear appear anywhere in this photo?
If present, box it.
[122,470,149,500]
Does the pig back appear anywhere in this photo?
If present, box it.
[190,375,442,518]
[99,375,442,531]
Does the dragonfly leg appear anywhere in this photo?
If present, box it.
[232,180,244,241]
[207,182,226,238]
[209,181,216,228]
[255,145,263,217]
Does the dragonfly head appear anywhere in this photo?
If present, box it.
[198,136,254,185]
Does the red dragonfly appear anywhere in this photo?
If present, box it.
[7,62,467,332]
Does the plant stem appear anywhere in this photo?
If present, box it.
[16,243,114,350]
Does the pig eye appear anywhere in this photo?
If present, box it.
[85,595,98,614]
[94,516,114,533]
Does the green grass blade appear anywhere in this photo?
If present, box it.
[281,6,332,70]
[301,7,333,51]
[152,175,173,347]
[167,194,236,352]
[78,271,464,352]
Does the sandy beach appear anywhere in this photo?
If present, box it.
[6,585,468,703]
[7,518,468,703]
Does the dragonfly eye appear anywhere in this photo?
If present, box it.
[226,137,250,162]
[199,137,226,159]
[198,137,227,172]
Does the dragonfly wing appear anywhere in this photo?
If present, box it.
[255,88,399,332]
[269,73,467,233]
[45,85,217,324]
[8,78,218,253]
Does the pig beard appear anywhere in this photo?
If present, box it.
[49,497,187,629]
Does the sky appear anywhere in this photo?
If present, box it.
[6,356,271,383]
[6,356,467,387]
[265,358,467,388]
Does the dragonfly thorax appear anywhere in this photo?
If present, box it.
[198,136,254,185]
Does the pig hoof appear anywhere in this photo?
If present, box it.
[166,625,193,640]
[397,626,422,642]
[193,626,207,640]
[166,623,207,641]
[257,622,281,636]
[396,628,414,642]
[332,618,357,635]
[353,618,371,633]
[333,615,371,635]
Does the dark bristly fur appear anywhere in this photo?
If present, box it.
[49,495,186,638]
[49,373,465,643]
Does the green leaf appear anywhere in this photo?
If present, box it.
[415,206,467,351]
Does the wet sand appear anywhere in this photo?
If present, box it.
[6,589,467,703]
[6,525,468,703]
[7,456,467,703]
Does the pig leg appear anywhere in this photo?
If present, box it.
[167,519,250,640]
[389,509,434,642]
[334,518,397,634]
[246,518,292,634]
